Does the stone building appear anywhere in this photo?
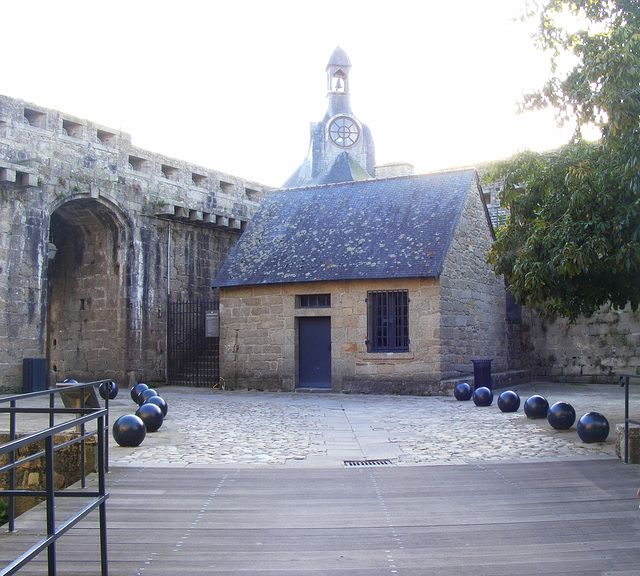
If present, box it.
[213,169,517,393]
[0,94,268,390]
[211,47,519,394]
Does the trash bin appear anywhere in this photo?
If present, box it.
[472,359,492,390]
[23,358,47,393]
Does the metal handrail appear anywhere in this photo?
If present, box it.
[618,375,640,464]
[0,381,112,575]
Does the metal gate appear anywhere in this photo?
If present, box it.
[167,296,219,386]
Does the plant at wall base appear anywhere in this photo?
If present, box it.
[0,498,8,526]
[486,1,640,322]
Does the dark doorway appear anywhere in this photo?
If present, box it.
[167,297,219,387]
[298,317,331,389]
[47,199,129,383]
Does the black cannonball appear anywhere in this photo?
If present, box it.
[145,395,168,417]
[130,383,148,403]
[112,414,146,447]
[497,390,521,413]
[99,381,118,400]
[577,412,610,443]
[524,395,549,419]
[547,401,576,430]
[137,388,158,406]
[473,386,493,407]
[454,382,473,401]
[135,403,164,432]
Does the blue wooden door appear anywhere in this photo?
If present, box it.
[298,317,331,389]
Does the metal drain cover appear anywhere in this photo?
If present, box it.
[344,459,393,467]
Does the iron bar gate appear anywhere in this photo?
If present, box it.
[167,296,219,387]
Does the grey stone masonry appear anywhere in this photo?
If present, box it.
[0,94,270,389]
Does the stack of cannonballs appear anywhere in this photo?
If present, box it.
[112,383,169,447]
[454,382,610,444]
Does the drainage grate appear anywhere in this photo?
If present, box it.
[344,459,393,467]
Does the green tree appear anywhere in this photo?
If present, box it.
[486,0,640,321]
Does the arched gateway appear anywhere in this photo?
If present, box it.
[47,198,131,383]
[0,93,267,390]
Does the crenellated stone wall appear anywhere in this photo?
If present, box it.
[0,94,270,389]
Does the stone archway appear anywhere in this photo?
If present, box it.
[47,198,131,384]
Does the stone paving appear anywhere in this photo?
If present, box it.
[101,382,633,468]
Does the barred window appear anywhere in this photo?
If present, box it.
[366,290,409,352]
[296,294,331,308]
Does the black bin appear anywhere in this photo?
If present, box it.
[23,358,47,393]
[472,359,492,390]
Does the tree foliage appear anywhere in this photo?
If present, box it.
[486,0,640,320]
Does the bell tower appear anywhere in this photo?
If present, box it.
[282,47,375,188]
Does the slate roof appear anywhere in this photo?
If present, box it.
[316,152,371,185]
[283,148,373,189]
[213,169,478,288]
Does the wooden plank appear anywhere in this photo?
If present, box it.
[2,459,639,575]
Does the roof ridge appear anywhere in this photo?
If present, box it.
[275,167,477,193]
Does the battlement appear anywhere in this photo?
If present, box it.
[0,94,269,229]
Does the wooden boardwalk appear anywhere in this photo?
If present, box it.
[1,458,639,575]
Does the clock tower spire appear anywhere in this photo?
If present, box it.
[282,47,375,188]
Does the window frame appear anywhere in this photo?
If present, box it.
[296,294,331,309]
[366,290,410,353]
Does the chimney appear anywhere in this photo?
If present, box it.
[375,162,415,179]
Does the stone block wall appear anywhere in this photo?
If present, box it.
[0,434,96,518]
[522,304,640,382]
[219,277,448,394]
[0,94,269,389]
[439,177,517,380]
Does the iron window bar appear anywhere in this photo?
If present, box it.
[618,375,640,464]
[366,290,410,352]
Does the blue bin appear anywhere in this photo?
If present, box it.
[23,358,47,393]
[472,359,492,390]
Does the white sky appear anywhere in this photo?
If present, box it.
[1,0,576,187]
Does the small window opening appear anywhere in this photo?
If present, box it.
[62,119,83,138]
[24,108,46,129]
[161,164,179,180]
[192,172,207,187]
[97,129,116,146]
[245,187,260,201]
[128,155,147,171]
[297,294,331,308]
[220,180,234,193]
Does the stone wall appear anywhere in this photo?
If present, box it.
[0,434,95,518]
[0,94,269,389]
[439,177,518,380]
[219,277,451,394]
[217,178,514,394]
[522,304,640,382]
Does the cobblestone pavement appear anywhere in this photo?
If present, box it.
[100,382,635,468]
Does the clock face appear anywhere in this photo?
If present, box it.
[328,116,360,148]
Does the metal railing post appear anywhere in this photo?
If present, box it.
[44,434,56,576]
[97,414,109,576]
[624,376,630,464]
[8,399,16,533]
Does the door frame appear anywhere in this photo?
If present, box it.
[297,316,332,389]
